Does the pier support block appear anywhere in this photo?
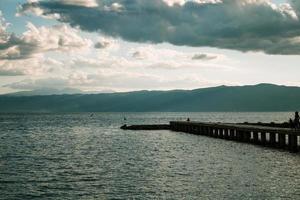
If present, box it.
[219,129,224,139]
[253,131,259,144]
[207,127,211,136]
[224,129,229,140]
[203,126,207,136]
[214,129,218,138]
[208,127,213,136]
[269,132,276,146]
[237,130,243,142]
[288,134,298,152]
[200,126,204,135]
[261,132,266,146]
[278,134,286,148]
[244,131,251,142]
[229,129,235,140]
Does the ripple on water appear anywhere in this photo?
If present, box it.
[0,113,299,199]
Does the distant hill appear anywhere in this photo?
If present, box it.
[5,88,83,96]
[4,88,115,96]
[1,84,300,112]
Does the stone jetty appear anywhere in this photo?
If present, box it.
[121,121,300,153]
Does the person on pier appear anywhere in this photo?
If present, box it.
[289,118,294,128]
[294,111,300,129]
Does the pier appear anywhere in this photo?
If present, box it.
[170,121,300,152]
[121,124,170,130]
[121,121,300,152]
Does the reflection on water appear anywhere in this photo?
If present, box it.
[0,113,299,199]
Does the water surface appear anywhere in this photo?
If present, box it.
[0,113,299,199]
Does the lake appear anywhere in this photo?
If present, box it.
[0,112,299,199]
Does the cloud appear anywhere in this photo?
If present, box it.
[5,78,69,90]
[2,42,234,91]
[0,11,9,38]
[94,37,119,50]
[17,1,100,19]
[162,0,222,6]
[130,45,189,60]
[17,2,60,19]
[19,0,300,54]
[68,45,232,71]
[0,68,25,76]
[59,0,98,7]
[129,45,227,65]
[69,57,109,68]
[0,11,95,76]
[94,41,110,49]
[192,53,218,60]
[104,2,124,12]
[5,71,212,91]
[0,12,92,61]
[83,72,204,89]
[0,56,60,76]
[132,51,147,59]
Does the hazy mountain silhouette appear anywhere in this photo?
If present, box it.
[5,88,83,96]
[1,83,300,112]
[5,88,115,96]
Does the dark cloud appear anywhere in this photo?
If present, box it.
[192,53,218,60]
[0,33,36,60]
[94,41,110,49]
[20,0,300,54]
[132,51,146,59]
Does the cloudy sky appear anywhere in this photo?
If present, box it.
[0,0,300,94]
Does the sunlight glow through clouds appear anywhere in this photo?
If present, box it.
[0,0,299,93]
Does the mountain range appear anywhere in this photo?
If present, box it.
[1,84,300,112]
[4,88,114,96]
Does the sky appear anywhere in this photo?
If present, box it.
[0,0,300,94]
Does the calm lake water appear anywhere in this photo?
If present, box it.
[0,112,299,199]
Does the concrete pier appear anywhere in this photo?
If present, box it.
[121,121,300,153]
[169,121,300,153]
[121,124,170,130]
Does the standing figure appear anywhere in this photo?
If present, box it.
[289,118,294,128]
[294,111,300,129]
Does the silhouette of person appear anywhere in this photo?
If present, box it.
[294,111,299,129]
[289,118,294,128]
[187,118,190,122]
